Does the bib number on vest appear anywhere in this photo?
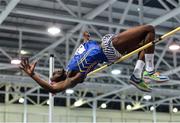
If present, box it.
[75,44,86,55]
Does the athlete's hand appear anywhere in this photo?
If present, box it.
[20,58,37,77]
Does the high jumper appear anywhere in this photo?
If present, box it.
[20,25,178,93]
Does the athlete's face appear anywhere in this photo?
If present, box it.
[51,69,67,82]
[83,31,90,42]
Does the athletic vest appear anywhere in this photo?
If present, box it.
[66,40,107,76]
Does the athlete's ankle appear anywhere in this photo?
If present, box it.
[130,74,141,83]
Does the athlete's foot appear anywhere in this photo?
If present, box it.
[129,75,152,92]
[143,71,169,82]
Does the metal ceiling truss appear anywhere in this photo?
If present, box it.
[1,82,180,113]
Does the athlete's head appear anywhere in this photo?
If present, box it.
[51,69,67,82]
[83,31,90,42]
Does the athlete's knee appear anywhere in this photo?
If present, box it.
[144,25,155,33]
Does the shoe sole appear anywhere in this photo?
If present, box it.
[129,80,152,92]
[144,76,169,83]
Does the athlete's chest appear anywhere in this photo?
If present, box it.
[75,43,98,73]
[67,41,100,74]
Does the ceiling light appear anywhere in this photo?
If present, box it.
[11,59,21,65]
[100,103,107,109]
[137,8,141,11]
[150,106,154,111]
[74,99,84,107]
[111,69,121,75]
[65,89,74,94]
[169,44,180,51]
[173,107,178,113]
[44,53,49,56]
[47,26,61,36]
[19,98,24,103]
[20,50,28,55]
[47,100,50,105]
[143,95,152,101]
[126,105,132,110]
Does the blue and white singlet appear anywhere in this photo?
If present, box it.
[66,40,107,76]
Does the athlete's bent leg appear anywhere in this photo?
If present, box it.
[112,25,168,92]
[111,25,154,92]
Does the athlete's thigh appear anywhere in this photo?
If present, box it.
[112,25,149,54]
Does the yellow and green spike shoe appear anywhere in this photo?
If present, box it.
[143,71,169,83]
[129,75,152,92]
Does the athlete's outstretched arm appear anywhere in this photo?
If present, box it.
[48,72,83,92]
[30,72,83,93]
[20,58,84,93]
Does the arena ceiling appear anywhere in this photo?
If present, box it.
[0,0,180,112]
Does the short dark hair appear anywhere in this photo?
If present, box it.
[51,69,66,82]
